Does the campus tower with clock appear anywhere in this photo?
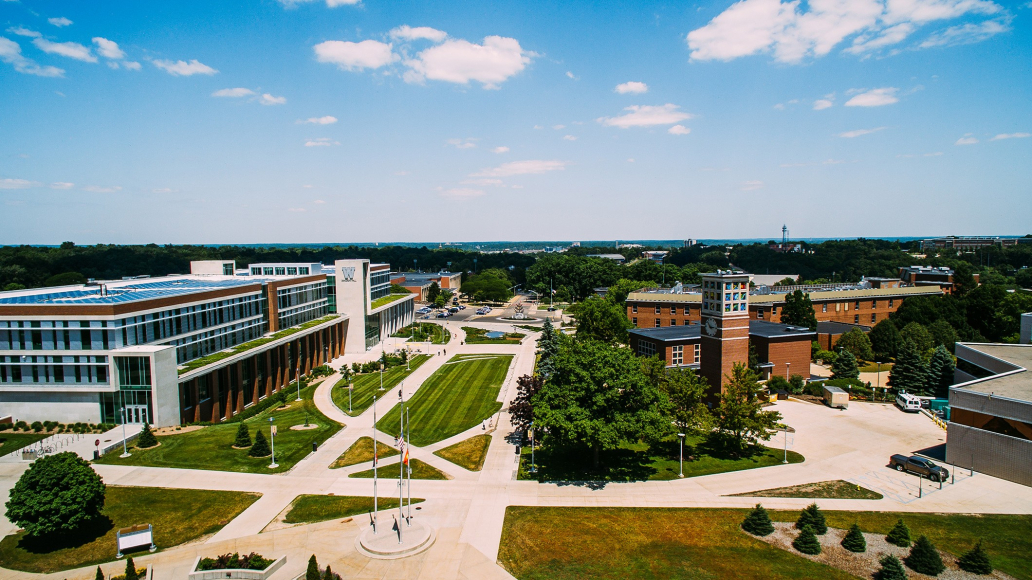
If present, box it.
[699,270,752,394]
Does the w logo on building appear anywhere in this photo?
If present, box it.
[340,267,356,282]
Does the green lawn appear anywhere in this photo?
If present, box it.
[329,436,398,469]
[518,434,804,482]
[376,354,513,446]
[859,362,892,373]
[434,434,492,471]
[349,458,449,480]
[178,315,338,374]
[283,494,424,524]
[499,507,855,580]
[0,432,49,456]
[462,327,525,345]
[394,323,450,344]
[370,293,411,310]
[0,486,258,574]
[730,479,882,500]
[331,355,430,417]
[94,381,340,474]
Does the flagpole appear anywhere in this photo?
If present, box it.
[406,406,412,525]
[372,394,378,534]
[398,394,405,544]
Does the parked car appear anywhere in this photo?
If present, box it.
[896,392,922,412]
[889,454,949,482]
[475,308,486,315]
[458,305,466,310]
[448,307,459,313]
[420,314,430,319]
[547,306,556,311]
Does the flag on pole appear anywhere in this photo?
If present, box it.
[403,444,410,466]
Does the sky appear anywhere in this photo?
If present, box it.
[0,0,1030,245]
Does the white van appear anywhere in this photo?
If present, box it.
[896,392,922,413]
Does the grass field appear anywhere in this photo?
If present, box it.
[329,436,398,469]
[731,479,883,500]
[462,327,525,345]
[0,432,48,456]
[434,434,492,471]
[518,434,804,482]
[394,323,450,344]
[376,354,512,446]
[0,486,258,573]
[331,355,431,417]
[859,362,892,373]
[349,458,449,480]
[282,494,424,524]
[94,381,340,474]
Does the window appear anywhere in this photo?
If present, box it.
[854,314,860,324]
[632,305,638,314]
[655,305,661,314]
[263,267,274,275]
[287,267,298,275]
[670,306,676,314]
[855,300,861,310]
[655,319,661,328]
[757,309,764,319]
[693,343,701,363]
[632,317,637,326]
[889,299,894,308]
[822,303,828,312]
[275,267,286,275]
[300,267,310,275]
[671,345,683,366]
[637,340,656,357]
[251,267,261,275]
[872,300,878,309]
[871,313,877,323]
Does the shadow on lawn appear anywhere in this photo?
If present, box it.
[13,515,113,554]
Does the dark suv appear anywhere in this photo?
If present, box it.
[889,454,949,482]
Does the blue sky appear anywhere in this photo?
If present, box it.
[1,0,1029,244]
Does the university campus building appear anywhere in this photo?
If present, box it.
[390,270,462,302]
[0,259,413,427]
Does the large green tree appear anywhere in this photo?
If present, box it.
[832,350,860,380]
[533,339,670,469]
[606,278,656,306]
[835,327,874,361]
[869,319,902,361]
[426,281,441,304]
[461,269,512,302]
[570,295,633,344]
[5,452,106,538]
[712,364,782,455]
[653,364,711,437]
[900,322,933,354]
[780,290,818,330]
[927,345,955,399]
[888,339,929,394]
[536,317,561,378]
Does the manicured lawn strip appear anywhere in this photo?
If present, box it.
[731,480,882,500]
[376,354,512,446]
[462,327,525,344]
[395,323,450,344]
[0,486,258,573]
[329,436,398,469]
[371,293,411,310]
[434,434,492,471]
[94,381,340,474]
[283,494,424,524]
[498,507,854,580]
[349,458,449,480]
[770,510,1032,580]
[0,432,48,456]
[519,434,803,482]
[331,355,430,417]
[859,362,892,373]
[178,315,339,374]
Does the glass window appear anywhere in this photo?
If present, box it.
[275,267,286,275]
[632,317,637,326]
[655,305,661,314]
[822,303,828,312]
[632,305,638,313]
[871,313,877,323]
[655,319,661,328]
[854,314,860,324]
[300,267,309,275]
[263,267,274,275]
[287,267,298,275]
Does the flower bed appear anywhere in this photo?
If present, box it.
[188,553,285,580]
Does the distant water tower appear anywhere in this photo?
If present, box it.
[782,224,789,246]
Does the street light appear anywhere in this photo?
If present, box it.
[528,421,537,474]
[119,407,131,458]
[677,433,685,478]
[348,376,353,414]
[268,417,278,468]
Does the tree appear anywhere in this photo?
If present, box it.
[537,317,561,378]
[741,504,774,536]
[841,523,867,553]
[95,566,104,580]
[306,555,320,580]
[795,502,827,534]
[767,375,791,392]
[874,555,908,580]
[789,374,806,394]
[712,364,782,455]
[533,339,669,469]
[905,535,945,576]
[888,339,929,395]
[885,518,912,547]
[5,452,106,538]
[124,557,139,580]
[509,374,544,435]
[957,540,993,575]
[461,269,511,302]
[249,429,271,457]
[1016,268,1032,289]
[658,367,711,437]
[570,296,633,344]
[792,524,821,555]
[835,328,874,361]
[433,295,446,309]
[323,564,341,580]
[136,423,157,448]
[831,350,860,380]
[927,345,955,399]
[928,319,958,352]
[234,422,252,448]
[606,278,655,306]
[900,322,933,355]
[426,282,440,304]
[781,290,818,330]
[869,319,902,361]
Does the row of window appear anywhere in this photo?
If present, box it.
[0,362,109,384]
[671,344,701,366]
[251,266,312,276]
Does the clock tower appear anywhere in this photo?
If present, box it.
[699,270,751,394]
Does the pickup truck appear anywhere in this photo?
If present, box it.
[889,454,949,482]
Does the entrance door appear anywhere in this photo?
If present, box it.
[125,405,148,424]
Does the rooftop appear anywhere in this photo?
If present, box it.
[955,343,1032,402]
[627,284,942,304]
[629,321,814,342]
[394,271,461,284]
[0,276,275,306]
[816,321,872,334]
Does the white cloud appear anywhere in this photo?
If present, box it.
[0,37,64,77]
[566,71,577,79]
[447,138,478,149]
[82,185,121,193]
[668,124,691,135]
[48,17,73,27]
[461,178,504,186]
[552,124,565,130]
[813,98,834,110]
[615,81,648,94]
[0,178,39,189]
[313,199,325,204]
[389,25,447,43]
[151,188,176,194]
[471,160,567,177]
[919,18,1009,48]
[839,127,887,138]
[122,61,141,70]
[844,87,899,107]
[955,136,979,145]
[259,93,287,105]
[440,187,485,198]
[276,0,360,6]
[304,138,340,147]
[50,182,74,189]
[403,36,532,89]
[288,207,307,212]
[627,158,635,163]
[314,39,396,70]
[152,59,217,76]
[491,146,509,153]
[212,87,255,97]
[846,23,916,54]
[598,104,692,128]
[32,38,96,62]
[7,27,40,38]
[741,180,764,191]
[92,37,125,60]
[562,135,577,141]
[300,116,338,125]
[990,132,1030,140]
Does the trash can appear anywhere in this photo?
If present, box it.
[312,442,318,453]
[94,450,100,460]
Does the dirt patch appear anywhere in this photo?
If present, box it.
[730,480,882,500]
[155,425,202,435]
[756,522,1016,580]
[290,424,319,431]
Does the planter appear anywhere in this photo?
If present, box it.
[188,556,286,580]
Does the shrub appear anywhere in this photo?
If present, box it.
[122,557,139,580]
[885,518,912,547]
[874,554,907,580]
[841,523,867,552]
[788,374,806,394]
[234,422,252,448]
[31,421,44,432]
[741,504,775,536]
[767,375,791,392]
[307,555,320,580]
[136,423,157,448]
[905,535,945,576]
[815,350,838,365]
[95,566,104,580]
[792,524,821,555]
[322,564,341,580]
[795,503,827,534]
[310,365,333,378]
[0,423,9,431]
[5,451,105,538]
[831,350,860,380]
[248,430,271,458]
[15,420,29,431]
[196,552,274,571]
[957,539,993,575]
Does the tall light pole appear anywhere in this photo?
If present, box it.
[783,426,789,464]
[398,388,404,544]
[406,406,412,525]
[268,417,278,468]
[348,375,353,414]
[677,432,685,478]
[529,421,536,474]
[119,406,131,458]
[372,395,379,533]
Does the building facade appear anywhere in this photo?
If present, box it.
[335,259,415,353]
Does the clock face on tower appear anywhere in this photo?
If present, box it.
[704,317,718,336]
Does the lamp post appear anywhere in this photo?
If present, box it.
[528,421,536,474]
[677,432,685,478]
[783,426,789,464]
[348,376,353,414]
[119,407,131,458]
[268,417,278,468]
[295,358,301,402]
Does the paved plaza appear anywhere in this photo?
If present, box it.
[2,319,1032,580]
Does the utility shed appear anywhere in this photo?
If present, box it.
[823,385,849,409]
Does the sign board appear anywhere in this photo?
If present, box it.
[116,523,155,557]
[271,425,277,436]
[95,439,100,447]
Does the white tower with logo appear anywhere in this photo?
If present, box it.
[335,259,370,353]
